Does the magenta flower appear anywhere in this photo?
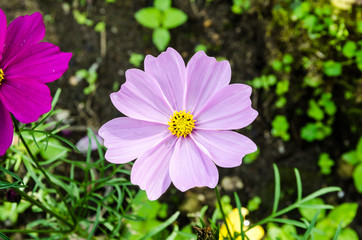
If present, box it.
[0,10,72,155]
[99,48,258,200]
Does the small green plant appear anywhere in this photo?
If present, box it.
[243,148,260,164]
[342,136,362,193]
[231,0,251,15]
[271,115,290,141]
[298,199,359,240]
[251,74,277,90]
[318,153,334,175]
[135,0,187,51]
[247,196,261,212]
[129,53,145,67]
[75,60,101,95]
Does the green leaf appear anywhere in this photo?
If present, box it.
[154,0,171,11]
[314,218,336,240]
[275,96,287,108]
[94,21,106,32]
[276,80,289,96]
[247,196,261,212]
[323,60,342,77]
[328,202,358,228]
[307,99,324,121]
[356,137,362,161]
[282,54,294,65]
[342,151,359,165]
[271,60,283,71]
[299,198,326,222]
[40,138,68,161]
[139,211,180,240]
[339,228,359,240]
[318,93,336,116]
[342,41,357,58]
[318,153,334,175]
[356,50,362,71]
[243,148,259,164]
[152,28,170,51]
[272,164,281,215]
[163,8,188,29]
[300,122,332,142]
[271,115,290,141]
[129,53,145,67]
[135,7,161,29]
[353,163,362,193]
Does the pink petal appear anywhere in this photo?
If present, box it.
[169,138,218,191]
[186,51,231,114]
[0,76,51,123]
[191,130,257,168]
[0,9,7,57]
[111,69,173,124]
[195,84,258,130]
[0,101,13,156]
[144,48,186,110]
[2,12,45,64]
[98,117,170,164]
[131,136,176,200]
[3,42,72,83]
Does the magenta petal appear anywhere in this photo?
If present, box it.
[2,12,45,64]
[144,48,186,110]
[186,51,231,114]
[0,101,13,156]
[110,69,172,124]
[131,136,175,200]
[195,84,258,130]
[0,76,51,123]
[99,117,170,164]
[4,42,72,83]
[169,138,218,191]
[192,130,257,168]
[0,9,7,57]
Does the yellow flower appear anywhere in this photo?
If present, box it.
[219,208,264,240]
[330,0,356,10]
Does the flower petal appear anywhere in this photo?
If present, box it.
[186,51,231,114]
[3,42,72,83]
[0,9,7,57]
[192,130,257,168]
[99,117,170,164]
[131,136,176,200]
[169,137,218,191]
[195,84,258,130]
[144,48,186,110]
[0,101,13,156]
[111,69,173,124]
[0,76,51,123]
[2,12,45,64]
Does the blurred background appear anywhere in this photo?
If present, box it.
[0,0,361,239]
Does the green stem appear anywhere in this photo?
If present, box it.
[215,187,233,240]
[12,187,73,229]
[0,229,63,234]
[12,118,77,230]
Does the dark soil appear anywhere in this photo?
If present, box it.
[1,0,361,238]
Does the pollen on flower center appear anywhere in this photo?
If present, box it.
[0,69,4,85]
[168,110,196,138]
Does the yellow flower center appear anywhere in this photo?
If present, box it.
[168,110,196,138]
[0,69,4,85]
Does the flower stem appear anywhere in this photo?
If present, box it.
[12,117,77,230]
[215,187,233,240]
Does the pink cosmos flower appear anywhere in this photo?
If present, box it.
[99,48,258,200]
[0,10,72,155]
